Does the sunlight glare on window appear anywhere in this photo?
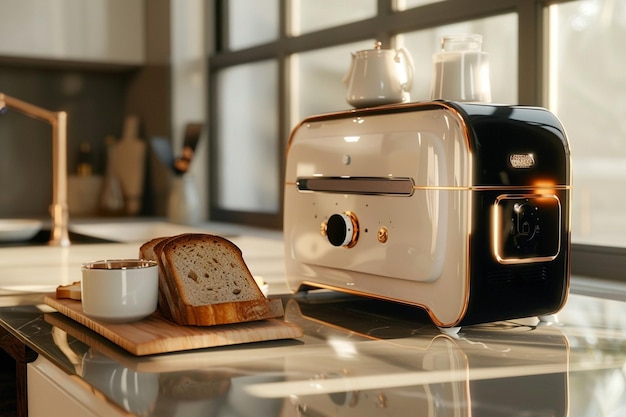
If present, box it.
[548,0,626,247]
[290,0,376,36]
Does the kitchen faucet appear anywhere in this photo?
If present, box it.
[0,93,70,246]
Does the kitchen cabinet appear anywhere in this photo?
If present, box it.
[27,356,125,417]
[0,326,36,417]
[0,0,144,65]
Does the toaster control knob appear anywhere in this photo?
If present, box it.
[326,212,359,248]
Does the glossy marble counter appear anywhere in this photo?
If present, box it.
[1,224,626,416]
[1,289,626,416]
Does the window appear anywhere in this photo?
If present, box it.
[210,0,626,280]
[215,61,280,213]
[547,0,626,248]
[226,0,279,50]
[291,0,377,36]
[293,40,374,121]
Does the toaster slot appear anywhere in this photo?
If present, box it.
[297,176,414,196]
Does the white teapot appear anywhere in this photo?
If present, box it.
[344,41,414,108]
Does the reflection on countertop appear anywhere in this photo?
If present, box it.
[2,290,626,416]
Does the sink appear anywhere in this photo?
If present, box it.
[0,228,115,247]
[0,219,275,247]
[0,219,43,242]
[0,220,211,247]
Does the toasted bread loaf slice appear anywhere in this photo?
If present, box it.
[139,236,178,319]
[160,233,280,326]
[139,236,168,261]
[56,281,82,300]
[164,234,265,305]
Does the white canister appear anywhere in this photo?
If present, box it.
[430,34,491,103]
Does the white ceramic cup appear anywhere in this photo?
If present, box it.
[81,259,158,323]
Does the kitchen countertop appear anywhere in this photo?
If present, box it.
[1,223,626,416]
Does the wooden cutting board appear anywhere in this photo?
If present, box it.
[44,295,303,356]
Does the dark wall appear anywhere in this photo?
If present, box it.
[0,67,132,217]
[0,0,172,219]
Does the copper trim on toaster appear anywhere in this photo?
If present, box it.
[294,181,572,193]
[472,185,572,192]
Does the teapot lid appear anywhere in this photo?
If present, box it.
[355,41,385,55]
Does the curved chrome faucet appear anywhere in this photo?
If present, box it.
[0,93,70,246]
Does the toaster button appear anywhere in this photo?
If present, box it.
[377,227,389,244]
[325,212,359,248]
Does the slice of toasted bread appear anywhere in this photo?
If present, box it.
[140,235,178,320]
[159,233,281,326]
[56,281,82,300]
[163,234,265,305]
[139,236,168,261]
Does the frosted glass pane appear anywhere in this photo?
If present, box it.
[401,13,518,104]
[291,0,376,35]
[293,40,375,123]
[396,0,445,10]
[548,0,626,246]
[229,0,278,50]
[216,61,279,213]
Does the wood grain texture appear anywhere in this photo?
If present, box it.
[44,295,303,356]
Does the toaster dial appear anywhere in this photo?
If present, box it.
[325,212,359,248]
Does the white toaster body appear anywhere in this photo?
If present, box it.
[284,101,571,328]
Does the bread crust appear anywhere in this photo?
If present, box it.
[140,235,178,320]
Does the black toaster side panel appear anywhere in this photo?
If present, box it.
[453,103,571,326]
[462,189,570,326]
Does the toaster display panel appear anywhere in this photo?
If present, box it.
[284,101,571,328]
[492,194,562,263]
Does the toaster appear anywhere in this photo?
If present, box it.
[284,101,571,329]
